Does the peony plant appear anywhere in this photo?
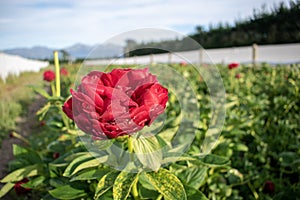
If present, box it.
[0,63,229,200]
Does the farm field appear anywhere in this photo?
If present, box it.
[0,63,299,200]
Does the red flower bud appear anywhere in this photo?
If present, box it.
[40,121,46,126]
[263,180,275,194]
[53,152,60,159]
[43,70,55,82]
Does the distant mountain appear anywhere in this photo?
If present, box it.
[64,43,123,59]
[4,46,54,60]
[3,43,123,60]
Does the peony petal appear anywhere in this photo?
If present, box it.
[62,97,74,120]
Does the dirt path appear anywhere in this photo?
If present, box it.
[0,95,45,199]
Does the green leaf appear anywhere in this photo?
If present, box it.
[36,102,51,120]
[12,144,28,156]
[197,154,230,166]
[22,176,45,188]
[162,155,196,165]
[113,171,139,200]
[94,171,119,200]
[279,151,298,167]
[49,185,87,199]
[70,156,108,176]
[29,85,51,99]
[138,173,156,191]
[175,167,207,189]
[1,164,42,183]
[70,168,110,182]
[63,153,95,177]
[49,177,70,188]
[12,144,42,164]
[0,182,14,198]
[144,168,187,200]
[184,185,208,200]
[133,134,163,171]
[232,143,248,152]
[138,185,159,200]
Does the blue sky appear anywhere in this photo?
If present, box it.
[0,0,291,49]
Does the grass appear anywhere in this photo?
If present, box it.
[0,68,50,145]
[0,63,81,146]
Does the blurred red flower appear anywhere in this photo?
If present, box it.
[228,62,239,70]
[235,73,241,79]
[60,68,69,76]
[43,70,55,82]
[180,61,187,66]
[14,178,31,195]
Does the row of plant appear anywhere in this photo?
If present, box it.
[0,61,299,199]
[0,71,44,146]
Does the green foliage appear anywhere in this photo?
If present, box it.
[144,168,187,200]
[1,63,299,200]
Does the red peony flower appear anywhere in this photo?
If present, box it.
[60,68,68,76]
[263,180,275,194]
[62,68,168,140]
[14,178,31,195]
[43,70,55,82]
[235,73,241,79]
[228,62,239,70]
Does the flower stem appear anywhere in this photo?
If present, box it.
[54,51,61,97]
[127,136,139,199]
[50,82,56,97]
[128,136,134,153]
[131,179,139,200]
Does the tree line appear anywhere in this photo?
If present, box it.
[125,0,300,57]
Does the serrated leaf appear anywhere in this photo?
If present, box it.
[144,168,187,200]
[70,156,108,176]
[1,164,42,183]
[0,182,14,198]
[94,171,119,200]
[49,185,87,199]
[113,171,139,200]
[133,134,162,171]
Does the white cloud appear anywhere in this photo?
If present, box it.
[0,0,292,49]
